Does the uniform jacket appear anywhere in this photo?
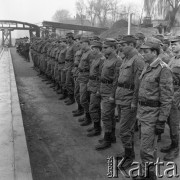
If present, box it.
[58,46,67,64]
[72,49,83,77]
[64,43,78,69]
[138,58,173,122]
[87,52,105,93]
[78,48,93,83]
[115,48,144,106]
[168,55,180,106]
[100,53,122,98]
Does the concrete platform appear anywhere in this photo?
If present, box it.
[0,48,33,180]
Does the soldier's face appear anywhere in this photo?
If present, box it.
[81,42,89,50]
[171,42,180,53]
[91,47,100,54]
[66,37,73,43]
[141,48,155,63]
[103,46,111,55]
[122,43,133,54]
[136,39,143,48]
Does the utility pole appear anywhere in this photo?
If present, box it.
[128,13,134,35]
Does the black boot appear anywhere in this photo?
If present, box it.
[49,82,56,88]
[98,128,116,144]
[80,113,92,126]
[57,87,62,94]
[87,126,95,132]
[118,148,134,170]
[95,132,111,150]
[59,90,68,100]
[116,143,135,160]
[78,117,85,122]
[64,98,70,103]
[111,128,116,143]
[160,138,179,153]
[157,134,161,142]
[73,104,84,117]
[163,146,179,161]
[87,121,101,137]
[65,95,75,105]
[54,84,59,91]
[132,171,157,180]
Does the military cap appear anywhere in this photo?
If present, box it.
[163,38,170,45]
[135,32,145,40]
[141,37,161,50]
[66,32,74,38]
[75,34,82,40]
[153,34,164,42]
[121,35,137,44]
[103,38,117,47]
[170,36,180,43]
[91,40,102,49]
[91,35,100,41]
[80,37,90,44]
[60,37,67,43]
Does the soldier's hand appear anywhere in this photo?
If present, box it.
[155,120,165,135]
[109,97,115,103]
[178,103,180,110]
[130,103,137,112]
[96,91,101,97]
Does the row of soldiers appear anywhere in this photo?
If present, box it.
[30,32,180,180]
[16,38,30,61]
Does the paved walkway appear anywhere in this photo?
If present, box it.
[0,48,32,180]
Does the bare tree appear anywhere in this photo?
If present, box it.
[52,9,71,22]
[109,0,120,24]
[143,0,180,29]
[93,0,114,27]
[86,0,97,26]
[165,0,180,28]
[76,0,86,25]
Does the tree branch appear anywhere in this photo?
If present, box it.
[167,0,174,8]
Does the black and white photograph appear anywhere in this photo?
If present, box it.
[0,0,180,179]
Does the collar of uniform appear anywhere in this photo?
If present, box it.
[175,54,180,59]
[83,47,91,53]
[97,52,103,59]
[127,48,138,60]
[108,52,117,60]
[150,58,161,68]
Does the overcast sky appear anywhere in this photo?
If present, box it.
[0,0,77,24]
[0,0,143,38]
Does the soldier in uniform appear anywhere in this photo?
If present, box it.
[134,37,173,180]
[160,36,180,161]
[72,46,84,117]
[59,32,77,105]
[135,32,145,52]
[77,37,93,126]
[70,35,84,116]
[56,38,67,95]
[95,39,122,150]
[86,40,105,136]
[115,35,144,169]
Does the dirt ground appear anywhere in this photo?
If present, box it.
[10,48,180,180]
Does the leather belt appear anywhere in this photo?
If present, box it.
[79,68,89,73]
[173,81,180,86]
[65,59,73,62]
[138,100,160,107]
[118,83,134,90]
[101,79,113,84]
[89,76,99,81]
